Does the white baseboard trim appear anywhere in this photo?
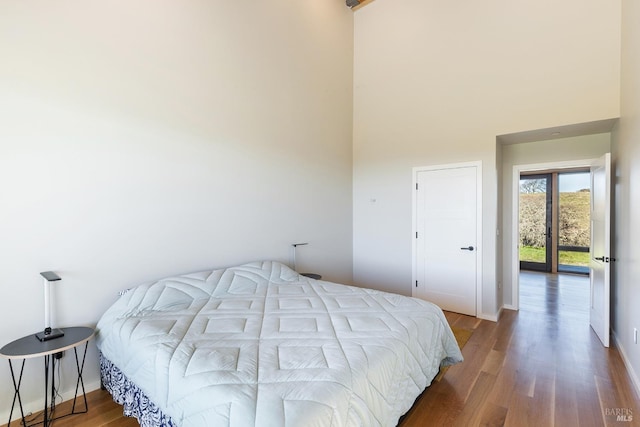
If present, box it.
[478,312,499,322]
[0,379,102,424]
[477,306,509,323]
[612,331,640,400]
[502,304,517,311]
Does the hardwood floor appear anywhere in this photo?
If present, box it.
[400,271,639,426]
[4,271,638,427]
[0,388,138,427]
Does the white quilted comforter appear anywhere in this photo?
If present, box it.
[96,261,463,427]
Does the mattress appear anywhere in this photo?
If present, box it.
[96,261,463,427]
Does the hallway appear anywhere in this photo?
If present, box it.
[519,270,589,321]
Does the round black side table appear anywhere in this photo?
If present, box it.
[0,327,95,427]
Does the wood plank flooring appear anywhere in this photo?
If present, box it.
[400,271,639,426]
[3,271,638,427]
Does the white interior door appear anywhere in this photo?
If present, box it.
[414,164,479,316]
[590,153,611,347]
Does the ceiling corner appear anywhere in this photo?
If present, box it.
[349,0,376,11]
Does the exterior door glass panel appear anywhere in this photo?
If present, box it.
[519,174,552,272]
[558,172,590,274]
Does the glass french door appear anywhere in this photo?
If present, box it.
[519,170,591,274]
[557,171,590,274]
[519,174,552,272]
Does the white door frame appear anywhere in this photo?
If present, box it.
[412,161,483,317]
[510,158,596,310]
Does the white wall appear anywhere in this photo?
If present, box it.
[500,133,612,308]
[611,0,640,396]
[0,0,354,417]
[353,0,620,318]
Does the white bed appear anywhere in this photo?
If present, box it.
[96,261,463,427]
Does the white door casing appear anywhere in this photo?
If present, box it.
[413,162,482,316]
[590,153,611,347]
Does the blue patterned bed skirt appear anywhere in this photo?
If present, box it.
[100,352,177,427]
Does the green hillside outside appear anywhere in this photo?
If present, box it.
[519,191,590,267]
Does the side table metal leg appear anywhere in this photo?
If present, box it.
[7,359,27,426]
[43,355,50,427]
[70,342,90,414]
[50,355,57,422]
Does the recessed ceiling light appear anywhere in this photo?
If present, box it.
[551,132,561,137]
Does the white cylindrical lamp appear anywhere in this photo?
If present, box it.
[35,271,65,341]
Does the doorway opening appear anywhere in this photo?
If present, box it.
[518,169,590,275]
[517,169,592,326]
[511,154,612,347]
[518,169,591,321]
[510,159,596,312]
